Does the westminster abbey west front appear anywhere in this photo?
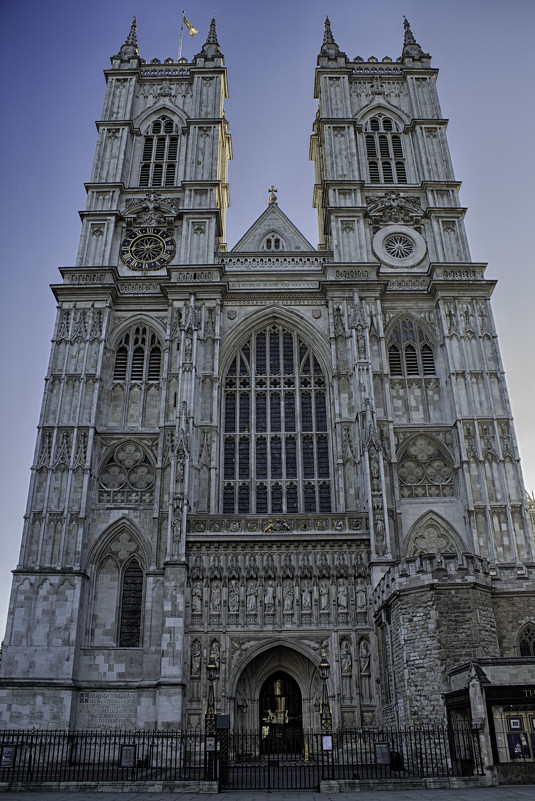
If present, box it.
[1,17,534,768]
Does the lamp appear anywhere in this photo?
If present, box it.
[319,651,332,733]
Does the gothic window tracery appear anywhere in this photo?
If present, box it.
[139,116,179,187]
[98,441,156,504]
[397,435,454,499]
[387,318,435,377]
[222,325,332,514]
[365,115,407,184]
[519,623,535,657]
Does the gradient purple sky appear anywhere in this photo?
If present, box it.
[1,0,534,638]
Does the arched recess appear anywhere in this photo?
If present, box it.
[219,308,334,515]
[404,510,466,557]
[134,103,189,132]
[229,639,327,732]
[86,518,150,647]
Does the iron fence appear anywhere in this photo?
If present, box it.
[0,726,483,789]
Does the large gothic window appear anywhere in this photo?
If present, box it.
[365,115,407,184]
[222,325,332,514]
[139,116,179,188]
[388,318,435,377]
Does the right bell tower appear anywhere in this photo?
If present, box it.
[311,17,534,729]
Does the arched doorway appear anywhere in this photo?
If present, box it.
[259,671,303,752]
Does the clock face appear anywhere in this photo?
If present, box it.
[120,227,175,271]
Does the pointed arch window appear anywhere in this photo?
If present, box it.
[222,325,332,514]
[365,115,407,184]
[139,116,179,187]
[113,324,163,383]
[110,323,163,427]
[519,623,535,657]
[387,318,436,377]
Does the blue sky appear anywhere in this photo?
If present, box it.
[1,0,534,638]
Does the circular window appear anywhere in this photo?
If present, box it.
[384,234,414,259]
[372,224,427,269]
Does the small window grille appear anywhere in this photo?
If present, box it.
[388,346,402,376]
[119,558,143,647]
[421,344,435,375]
[366,136,377,157]
[262,233,285,251]
[114,345,128,380]
[382,161,394,182]
[369,161,380,183]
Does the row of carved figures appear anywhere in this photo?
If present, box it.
[191,577,368,616]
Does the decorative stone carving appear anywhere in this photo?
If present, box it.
[210,581,221,613]
[319,581,330,611]
[366,191,423,232]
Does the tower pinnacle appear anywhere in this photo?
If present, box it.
[319,16,347,62]
[401,17,429,61]
[197,17,222,59]
[116,17,140,61]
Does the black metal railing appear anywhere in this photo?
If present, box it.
[0,726,483,789]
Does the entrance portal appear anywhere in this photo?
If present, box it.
[259,671,303,752]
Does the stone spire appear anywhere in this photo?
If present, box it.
[198,17,222,59]
[117,17,140,61]
[402,17,429,61]
[320,16,339,57]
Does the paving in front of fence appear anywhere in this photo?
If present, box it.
[1,788,535,800]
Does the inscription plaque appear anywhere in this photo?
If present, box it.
[76,691,137,730]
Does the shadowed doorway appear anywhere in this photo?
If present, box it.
[259,671,303,752]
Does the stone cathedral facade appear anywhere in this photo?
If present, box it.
[1,18,534,753]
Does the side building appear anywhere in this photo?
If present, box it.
[0,17,533,770]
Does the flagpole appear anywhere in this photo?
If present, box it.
[177,9,185,61]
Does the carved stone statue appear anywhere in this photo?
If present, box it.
[191,639,201,677]
[340,639,352,674]
[264,580,275,612]
[283,581,294,613]
[246,580,257,613]
[192,581,203,614]
[320,581,330,611]
[301,581,312,612]
[210,581,221,613]
[228,580,239,613]
[337,582,348,611]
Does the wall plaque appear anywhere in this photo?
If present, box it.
[76,691,137,730]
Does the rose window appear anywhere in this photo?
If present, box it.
[99,441,155,504]
[398,436,454,499]
[384,234,414,259]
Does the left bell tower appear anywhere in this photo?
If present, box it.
[0,18,231,730]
